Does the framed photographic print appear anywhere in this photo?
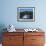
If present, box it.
[17,7,35,22]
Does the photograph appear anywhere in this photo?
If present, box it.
[17,7,35,22]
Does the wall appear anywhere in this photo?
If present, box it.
[0,0,46,29]
[0,0,46,44]
[0,0,46,28]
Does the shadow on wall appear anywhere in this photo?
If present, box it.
[0,24,7,43]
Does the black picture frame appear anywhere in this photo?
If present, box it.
[17,7,35,22]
